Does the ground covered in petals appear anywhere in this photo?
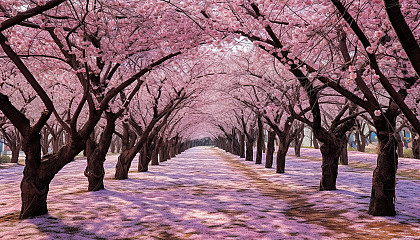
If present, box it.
[0,146,419,239]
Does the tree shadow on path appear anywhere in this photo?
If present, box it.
[218,149,420,239]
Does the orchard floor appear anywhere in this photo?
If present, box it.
[0,147,419,240]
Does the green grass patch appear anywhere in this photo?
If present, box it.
[347,147,357,151]
[364,148,378,154]
[397,169,420,180]
[402,148,413,158]
[0,155,11,163]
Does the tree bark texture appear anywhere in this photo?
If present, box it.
[313,137,320,149]
[276,144,288,173]
[339,138,349,165]
[319,142,341,190]
[368,116,398,216]
[294,124,305,157]
[413,134,420,159]
[115,123,137,180]
[239,133,245,158]
[245,136,254,161]
[85,113,116,191]
[265,131,275,168]
[256,117,264,164]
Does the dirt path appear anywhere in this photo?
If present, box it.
[0,146,419,239]
[216,149,420,240]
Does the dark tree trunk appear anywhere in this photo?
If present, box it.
[276,144,288,173]
[20,133,48,219]
[20,133,85,219]
[256,117,264,164]
[294,140,302,157]
[84,113,116,191]
[355,128,367,152]
[52,138,60,153]
[170,138,176,158]
[151,140,159,166]
[110,137,116,153]
[232,130,240,156]
[115,137,122,153]
[313,137,320,149]
[41,128,49,156]
[262,134,266,153]
[225,138,233,154]
[176,140,183,155]
[10,144,21,163]
[239,133,245,158]
[115,123,136,180]
[245,137,254,161]
[265,131,275,168]
[115,152,131,180]
[368,117,398,216]
[413,134,420,159]
[396,136,404,158]
[163,141,170,161]
[319,141,341,190]
[159,141,166,162]
[84,137,104,191]
[138,144,148,172]
[139,143,153,172]
[339,137,349,165]
[294,125,305,157]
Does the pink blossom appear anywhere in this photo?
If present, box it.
[366,46,374,54]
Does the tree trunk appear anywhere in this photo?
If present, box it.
[396,135,404,158]
[151,143,159,166]
[41,129,49,156]
[139,143,152,172]
[265,131,275,168]
[294,126,304,157]
[19,133,48,219]
[339,138,349,165]
[163,141,170,161]
[10,144,21,163]
[159,141,166,162]
[138,144,148,172]
[319,142,341,190]
[413,134,420,159]
[245,137,254,161]
[239,133,245,158]
[262,133,266,153]
[232,130,240,156]
[84,113,116,191]
[355,128,367,152]
[368,118,398,216]
[115,123,135,180]
[313,137,320,149]
[84,137,104,191]
[115,152,131,180]
[110,137,116,153]
[52,138,60,154]
[170,139,176,158]
[256,117,264,164]
[20,133,85,219]
[276,144,288,173]
[115,137,122,153]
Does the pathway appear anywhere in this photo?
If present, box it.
[0,146,419,239]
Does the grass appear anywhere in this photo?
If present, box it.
[348,144,414,158]
[0,155,11,163]
[403,148,414,158]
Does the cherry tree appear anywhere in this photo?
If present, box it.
[167,0,419,215]
[0,0,207,218]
